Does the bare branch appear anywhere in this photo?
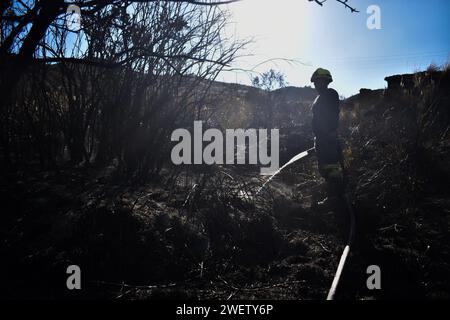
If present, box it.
[75,0,241,8]
[309,0,359,13]
[309,0,327,6]
[335,0,359,13]
[32,51,232,68]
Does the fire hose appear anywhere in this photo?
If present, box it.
[256,145,357,300]
[326,193,356,300]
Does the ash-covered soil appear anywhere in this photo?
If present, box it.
[1,71,449,300]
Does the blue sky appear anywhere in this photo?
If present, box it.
[219,0,450,97]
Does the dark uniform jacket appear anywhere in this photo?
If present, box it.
[312,88,342,165]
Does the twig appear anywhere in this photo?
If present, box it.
[335,0,359,13]
[318,241,332,253]
[220,170,234,180]
[92,280,177,290]
[182,183,198,207]
[378,224,406,232]
[309,0,359,13]
[309,0,327,6]
[227,289,239,300]
[218,276,305,292]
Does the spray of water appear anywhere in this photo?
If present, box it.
[256,147,315,194]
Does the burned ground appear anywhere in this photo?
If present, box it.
[1,69,449,300]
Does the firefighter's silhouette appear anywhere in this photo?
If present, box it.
[311,68,348,228]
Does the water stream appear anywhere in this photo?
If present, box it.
[256,147,315,195]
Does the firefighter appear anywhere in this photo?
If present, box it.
[310,68,347,226]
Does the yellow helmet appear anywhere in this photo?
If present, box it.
[311,68,333,83]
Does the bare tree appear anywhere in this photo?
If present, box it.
[0,0,357,171]
[1,0,246,177]
[252,69,286,92]
[0,1,240,109]
[0,0,358,100]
